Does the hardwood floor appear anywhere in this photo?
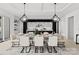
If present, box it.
[58,35,79,48]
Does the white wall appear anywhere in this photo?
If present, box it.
[59,16,68,38]
[4,16,10,39]
[60,9,79,42]
[10,16,23,34]
[9,16,14,34]
[18,20,23,33]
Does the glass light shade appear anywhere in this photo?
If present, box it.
[20,14,28,22]
[53,14,60,21]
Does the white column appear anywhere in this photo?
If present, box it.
[2,16,4,41]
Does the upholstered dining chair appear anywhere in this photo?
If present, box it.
[47,35,58,53]
[10,33,20,47]
[43,32,49,38]
[19,35,31,53]
[43,32,49,35]
[34,35,44,53]
[28,32,34,35]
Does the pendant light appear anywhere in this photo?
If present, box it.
[20,3,28,22]
[53,3,60,21]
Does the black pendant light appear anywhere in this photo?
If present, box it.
[20,3,28,22]
[53,3,60,21]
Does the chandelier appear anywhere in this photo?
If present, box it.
[20,3,28,22]
[52,3,60,21]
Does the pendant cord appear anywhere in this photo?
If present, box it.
[54,3,56,15]
[24,3,26,15]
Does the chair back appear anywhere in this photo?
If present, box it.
[10,33,17,41]
[48,36,58,46]
[48,34,53,37]
[19,35,29,46]
[28,32,34,37]
[43,32,49,37]
[34,35,44,46]
[28,32,34,35]
[43,32,49,35]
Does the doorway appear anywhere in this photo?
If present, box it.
[68,16,74,41]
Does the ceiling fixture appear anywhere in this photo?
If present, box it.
[20,3,28,22]
[52,3,60,21]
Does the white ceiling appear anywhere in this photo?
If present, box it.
[0,3,78,19]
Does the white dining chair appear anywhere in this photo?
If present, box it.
[48,34,53,37]
[43,32,49,35]
[19,35,31,53]
[34,35,44,53]
[28,32,34,35]
[47,36,58,53]
[43,32,49,38]
[10,34,20,47]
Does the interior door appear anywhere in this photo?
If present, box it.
[68,16,74,41]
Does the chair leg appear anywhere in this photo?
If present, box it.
[20,47,25,53]
[47,46,52,53]
[26,46,31,53]
[50,46,52,53]
[47,46,49,52]
[53,46,57,53]
[12,42,14,47]
[18,42,20,47]
[40,47,44,53]
[35,46,38,53]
